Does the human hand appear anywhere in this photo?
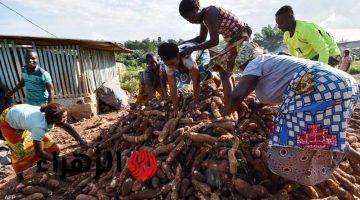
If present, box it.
[4,91,14,99]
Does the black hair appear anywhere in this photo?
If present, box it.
[145,53,154,60]
[179,0,200,17]
[344,49,350,53]
[275,5,294,16]
[25,48,37,55]
[40,103,66,122]
[158,42,179,61]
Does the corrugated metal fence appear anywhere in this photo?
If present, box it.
[0,39,117,103]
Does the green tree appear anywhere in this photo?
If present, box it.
[116,38,184,69]
[253,25,284,52]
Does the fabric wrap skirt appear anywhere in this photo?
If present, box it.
[268,64,359,186]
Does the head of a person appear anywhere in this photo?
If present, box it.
[344,49,350,56]
[179,0,202,24]
[275,5,295,32]
[235,41,265,70]
[25,49,39,70]
[158,42,180,70]
[40,103,67,125]
[146,53,158,69]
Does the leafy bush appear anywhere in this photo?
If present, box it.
[119,67,143,94]
[350,61,360,75]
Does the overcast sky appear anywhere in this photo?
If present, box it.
[1,0,360,43]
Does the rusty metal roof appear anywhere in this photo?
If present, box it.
[0,35,132,53]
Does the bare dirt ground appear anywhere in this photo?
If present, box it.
[0,110,128,199]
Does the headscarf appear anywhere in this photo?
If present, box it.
[235,41,265,67]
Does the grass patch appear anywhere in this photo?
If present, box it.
[119,67,143,94]
[350,61,360,75]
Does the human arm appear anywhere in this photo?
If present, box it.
[6,79,24,98]
[45,83,54,103]
[42,72,54,103]
[188,64,200,103]
[230,75,259,111]
[220,71,234,115]
[168,75,178,107]
[181,6,220,56]
[57,122,90,148]
[33,141,54,161]
[31,128,57,160]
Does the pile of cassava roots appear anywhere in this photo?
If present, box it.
[7,80,360,200]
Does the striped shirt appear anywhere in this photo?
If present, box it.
[22,65,52,106]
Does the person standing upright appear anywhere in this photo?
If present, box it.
[6,49,54,106]
[340,49,353,73]
[275,5,341,66]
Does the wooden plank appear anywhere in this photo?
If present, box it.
[84,49,93,93]
[78,47,90,95]
[52,46,64,97]
[58,45,72,98]
[42,47,58,98]
[19,48,25,65]
[90,50,100,91]
[92,50,100,87]
[38,48,55,94]
[36,48,45,71]
[99,51,105,84]
[63,47,74,97]
[63,45,76,97]
[10,41,25,101]
[0,41,16,90]
[87,50,96,92]
[76,46,85,95]
[0,47,10,93]
[47,46,62,98]
[2,40,20,101]
[68,45,82,97]
[73,45,84,96]
[54,46,68,98]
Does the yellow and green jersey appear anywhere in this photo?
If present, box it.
[283,20,341,64]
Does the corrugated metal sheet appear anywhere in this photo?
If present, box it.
[0,35,132,53]
[0,39,119,103]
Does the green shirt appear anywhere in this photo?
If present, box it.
[283,20,340,64]
[22,65,52,106]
